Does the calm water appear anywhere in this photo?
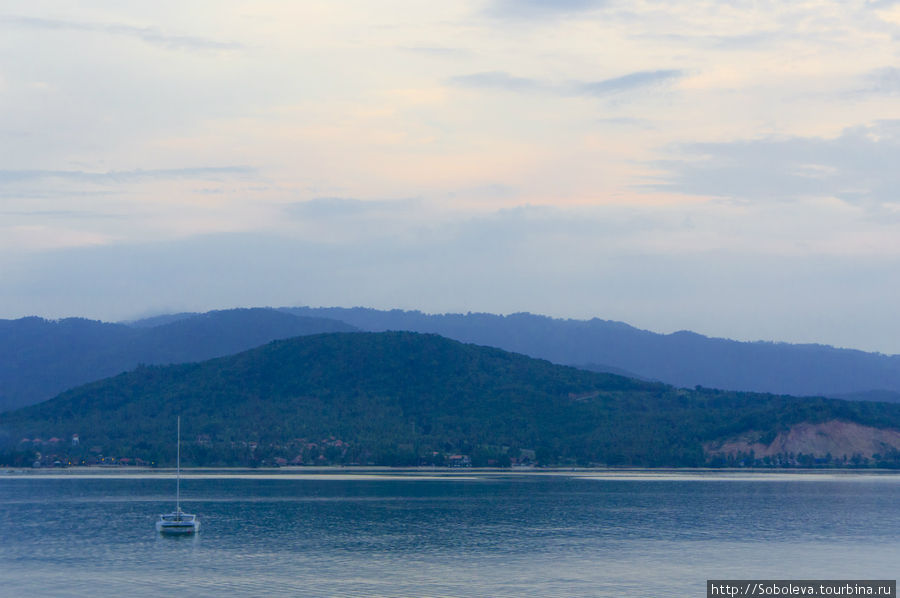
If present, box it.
[0,470,897,597]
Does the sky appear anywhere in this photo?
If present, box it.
[2,0,900,353]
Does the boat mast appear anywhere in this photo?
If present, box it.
[176,415,181,514]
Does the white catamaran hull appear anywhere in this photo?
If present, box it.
[156,517,200,534]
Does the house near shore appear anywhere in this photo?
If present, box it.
[447,455,472,468]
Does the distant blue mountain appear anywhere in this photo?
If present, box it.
[0,308,355,412]
[5,305,900,414]
[280,307,900,400]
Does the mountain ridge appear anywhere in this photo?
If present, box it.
[0,308,356,412]
[6,305,900,414]
[4,331,900,468]
[279,307,900,399]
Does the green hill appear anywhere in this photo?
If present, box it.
[3,332,900,468]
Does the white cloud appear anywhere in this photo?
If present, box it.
[651,121,900,205]
[2,0,900,353]
[0,15,242,51]
[484,0,607,20]
[449,69,684,97]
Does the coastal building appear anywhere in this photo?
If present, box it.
[447,455,472,468]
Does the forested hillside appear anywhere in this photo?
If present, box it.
[4,332,900,468]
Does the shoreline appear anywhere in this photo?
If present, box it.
[3,466,900,481]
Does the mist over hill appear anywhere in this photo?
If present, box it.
[4,332,900,469]
[0,309,355,412]
[280,307,900,400]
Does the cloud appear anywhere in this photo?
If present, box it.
[8,210,900,353]
[449,69,683,97]
[485,0,606,20]
[866,0,900,8]
[399,46,469,57]
[577,70,684,96]
[660,32,784,51]
[0,15,241,51]
[858,66,900,95]
[0,209,124,219]
[448,71,546,93]
[0,167,256,185]
[285,197,415,219]
[443,183,518,200]
[0,188,121,200]
[650,121,900,204]
[595,117,653,128]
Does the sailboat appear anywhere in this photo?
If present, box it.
[156,416,200,534]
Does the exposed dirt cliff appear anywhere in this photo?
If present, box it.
[705,420,900,459]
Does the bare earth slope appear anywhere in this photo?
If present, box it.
[706,420,900,461]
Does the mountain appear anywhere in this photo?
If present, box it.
[280,307,900,399]
[8,304,900,414]
[0,309,356,412]
[4,332,900,468]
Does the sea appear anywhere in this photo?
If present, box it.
[0,469,897,597]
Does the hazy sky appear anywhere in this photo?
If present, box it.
[2,1,900,353]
